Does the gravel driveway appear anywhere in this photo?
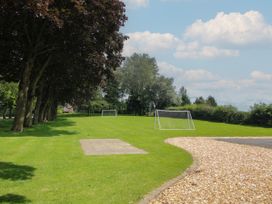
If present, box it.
[149,137,272,204]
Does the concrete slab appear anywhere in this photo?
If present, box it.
[80,139,148,155]
[215,138,272,149]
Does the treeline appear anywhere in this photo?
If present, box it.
[77,52,272,127]
[0,1,127,131]
[78,53,219,115]
[79,53,178,115]
[168,103,272,127]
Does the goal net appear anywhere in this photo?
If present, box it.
[154,110,195,130]
[101,109,118,117]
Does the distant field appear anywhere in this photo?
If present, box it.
[0,115,272,203]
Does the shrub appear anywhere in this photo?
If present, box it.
[247,103,272,126]
[87,100,110,114]
[168,104,248,125]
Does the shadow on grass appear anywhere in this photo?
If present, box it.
[0,117,78,137]
[59,113,89,118]
[0,162,35,181]
[0,162,34,203]
[0,194,30,203]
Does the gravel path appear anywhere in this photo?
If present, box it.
[150,137,272,204]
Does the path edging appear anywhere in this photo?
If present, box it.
[138,138,198,204]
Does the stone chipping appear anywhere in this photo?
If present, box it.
[150,137,272,204]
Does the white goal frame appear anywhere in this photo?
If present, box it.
[101,109,118,117]
[154,109,195,130]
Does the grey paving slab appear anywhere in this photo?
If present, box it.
[215,138,272,149]
[80,139,148,155]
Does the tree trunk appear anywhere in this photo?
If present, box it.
[33,95,42,124]
[45,98,55,121]
[11,60,33,132]
[24,56,50,127]
[49,100,58,121]
[33,81,44,124]
[3,106,7,119]
[24,95,36,127]
[39,98,50,123]
[8,106,13,119]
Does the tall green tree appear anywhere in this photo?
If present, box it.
[178,86,191,106]
[150,76,176,109]
[103,70,123,106]
[120,53,176,114]
[121,53,158,114]
[206,95,217,107]
[194,96,205,104]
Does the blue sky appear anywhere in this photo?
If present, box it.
[121,0,272,110]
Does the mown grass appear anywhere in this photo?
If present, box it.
[0,115,272,203]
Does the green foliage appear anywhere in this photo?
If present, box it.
[103,70,123,106]
[0,1,127,131]
[168,104,249,125]
[151,76,176,109]
[57,106,64,114]
[206,96,217,107]
[247,103,272,126]
[120,53,176,114]
[194,96,205,104]
[88,100,110,113]
[193,96,217,107]
[178,87,191,106]
[0,81,18,118]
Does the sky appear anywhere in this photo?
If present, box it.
[121,0,272,111]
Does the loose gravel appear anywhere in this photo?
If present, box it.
[150,137,272,204]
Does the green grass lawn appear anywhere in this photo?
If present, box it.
[0,115,272,204]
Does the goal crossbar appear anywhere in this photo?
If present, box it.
[154,109,195,130]
[101,109,118,117]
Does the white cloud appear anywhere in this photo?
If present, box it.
[158,62,272,110]
[174,41,239,59]
[123,11,272,59]
[123,0,149,8]
[251,70,272,81]
[158,61,218,86]
[123,31,238,59]
[184,11,272,45]
[183,69,218,81]
[123,31,179,56]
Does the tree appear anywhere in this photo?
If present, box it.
[121,53,158,114]
[0,0,63,131]
[206,96,217,107]
[248,103,272,126]
[194,96,205,104]
[178,86,191,106]
[0,82,18,119]
[120,53,176,114]
[103,70,123,107]
[0,0,127,131]
[151,76,176,109]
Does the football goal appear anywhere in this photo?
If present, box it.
[101,109,118,117]
[154,110,195,130]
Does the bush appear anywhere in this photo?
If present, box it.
[247,103,272,126]
[88,100,110,113]
[168,104,248,125]
[169,104,213,120]
[57,106,64,114]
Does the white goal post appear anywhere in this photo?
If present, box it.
[154,109,195,130]
[101,109,118,117]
